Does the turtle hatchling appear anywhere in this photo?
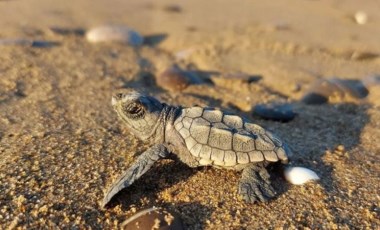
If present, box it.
[102,92,298,207]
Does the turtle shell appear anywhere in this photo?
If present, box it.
[173,107,290,167]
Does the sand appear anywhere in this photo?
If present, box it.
[0,0,379,229]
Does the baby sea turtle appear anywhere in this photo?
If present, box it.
[102,92,292,207]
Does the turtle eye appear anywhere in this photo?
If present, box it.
[123,101,145,119]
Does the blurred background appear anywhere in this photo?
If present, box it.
[1,0,379,229]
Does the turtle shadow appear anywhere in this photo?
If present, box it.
[104,160,198,209]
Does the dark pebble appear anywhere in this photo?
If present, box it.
[253,104,297,122]
[301,93,328,105]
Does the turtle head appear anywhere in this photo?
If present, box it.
[112,92,164,140]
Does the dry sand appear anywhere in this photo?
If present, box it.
[0,0,379,229]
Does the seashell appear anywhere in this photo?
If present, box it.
[86,25,144,46]
[121,207,184,230]
[284,166,320,185]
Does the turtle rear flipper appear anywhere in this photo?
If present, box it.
[238,164,277,203]
[101,144,168,207]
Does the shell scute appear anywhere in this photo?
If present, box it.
[175,107,289,165]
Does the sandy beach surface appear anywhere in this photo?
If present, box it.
[0,0,379,229]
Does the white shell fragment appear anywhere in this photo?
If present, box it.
[86,25,144,46]
[354,11,368,25]
[284,166,320,185]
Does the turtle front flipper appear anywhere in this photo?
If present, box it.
[238,164,277,203]
[101,144,169,208]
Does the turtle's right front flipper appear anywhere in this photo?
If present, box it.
[101,144,168,208]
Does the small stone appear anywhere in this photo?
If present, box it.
[354,11,368,25]
[156,66,191,92]
[301,93,328,105]
[86,25,144,46]
[253,104,296,122]
[121,207,183,230]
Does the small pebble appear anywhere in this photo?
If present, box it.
[156,66,191,92]
[121,207,183,230]
[253,104,296,122]
[354,11,368,25]
[284,166,320,185]
[301,93,328,105]
[86,25,144,46]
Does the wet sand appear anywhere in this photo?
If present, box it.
[0,0,379,229]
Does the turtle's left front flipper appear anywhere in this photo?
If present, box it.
[101,144,169,208]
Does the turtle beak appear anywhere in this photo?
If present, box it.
[112,93,123,106]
